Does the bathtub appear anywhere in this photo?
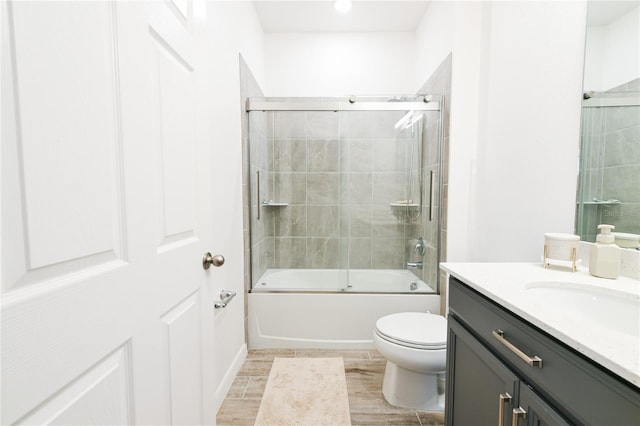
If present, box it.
[248,268,441,349]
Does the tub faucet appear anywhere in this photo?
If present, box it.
[406,261,423,270]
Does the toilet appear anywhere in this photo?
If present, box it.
[373,312,447,411]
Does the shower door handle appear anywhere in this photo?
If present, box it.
[429,170,436,222]
[256,171,261,220]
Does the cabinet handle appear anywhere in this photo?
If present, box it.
[498,393,512,426]
[493,329,543,368]
[511,407,527,426]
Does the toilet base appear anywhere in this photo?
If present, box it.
[381,361,445,411]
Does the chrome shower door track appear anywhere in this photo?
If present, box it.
[246,98,441,112]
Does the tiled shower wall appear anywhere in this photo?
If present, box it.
[577,77,640,241]
[261,109,427,277]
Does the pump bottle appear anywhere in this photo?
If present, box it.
[589,224,620,279]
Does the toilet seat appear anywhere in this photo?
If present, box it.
[375,312,447,350]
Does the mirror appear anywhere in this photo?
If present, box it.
[575,1,640,246]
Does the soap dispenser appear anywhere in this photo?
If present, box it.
[589,224,620,279]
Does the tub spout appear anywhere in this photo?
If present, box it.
[406,261,423,270]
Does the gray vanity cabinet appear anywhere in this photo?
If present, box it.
[446,276,640,426]
[447,316,567,425]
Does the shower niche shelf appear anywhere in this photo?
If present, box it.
[389,202,421,222]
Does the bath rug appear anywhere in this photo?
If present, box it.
[254,357,351,426]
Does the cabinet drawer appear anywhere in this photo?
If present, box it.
[449,277,640,425]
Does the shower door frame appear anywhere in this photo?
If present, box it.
[246,99,441,112]
[246,96,444,294]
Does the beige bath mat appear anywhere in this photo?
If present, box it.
[254,357,351,426]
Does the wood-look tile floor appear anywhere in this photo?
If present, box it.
[216,349,445,426]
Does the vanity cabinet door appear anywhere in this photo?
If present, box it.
[513,385,570,426]
[446,316,518,426]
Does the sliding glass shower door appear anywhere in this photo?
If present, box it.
[247,97,443,293]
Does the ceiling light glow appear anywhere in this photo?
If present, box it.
[334,0,352,13]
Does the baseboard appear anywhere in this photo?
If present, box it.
[215,342,248,413]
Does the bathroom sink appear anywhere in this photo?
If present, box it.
[524,281,640,337]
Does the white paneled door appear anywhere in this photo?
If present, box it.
[2,1,218,424]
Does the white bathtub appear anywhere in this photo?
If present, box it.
[248,268,441,349]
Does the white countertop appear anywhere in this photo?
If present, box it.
[440,262,640,388]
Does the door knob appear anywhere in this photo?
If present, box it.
[202,252,225,269]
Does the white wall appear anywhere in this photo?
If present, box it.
[583,24,604,91]
[414,1,587,262]
[264,32,416,96]
[446,1,485,262]
[470,1,587,261]
[204,0,264,408]
[584,5,639,91]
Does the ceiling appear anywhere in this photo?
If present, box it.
[253,0,432,33]
[253,1,639,33]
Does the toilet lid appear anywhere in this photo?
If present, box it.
[375,312,447,349]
